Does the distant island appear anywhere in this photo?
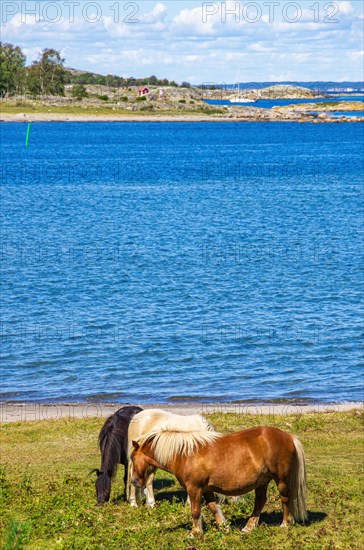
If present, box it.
[1,43,363,123]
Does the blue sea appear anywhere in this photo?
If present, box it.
[309,112,364,118]
[206,96,364,108]
[1,122,363,403]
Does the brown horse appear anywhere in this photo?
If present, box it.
[131,425,307,538]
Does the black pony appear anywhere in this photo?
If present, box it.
[92,405,143,504]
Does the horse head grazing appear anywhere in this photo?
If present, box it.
[130,440,159,490]
[88,468,110,505]
[95,469,112,504]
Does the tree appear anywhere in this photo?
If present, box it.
[181,81,191,88]
[0,42,26,97]
[95,75,106,85]
[27,49,67,96]
[72,84,88,99]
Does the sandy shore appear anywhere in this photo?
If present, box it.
[0,113,332,123]
[2,113,362,123]
[0,401,361,423]
[1,113,249,123]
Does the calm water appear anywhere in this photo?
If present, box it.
[1,122,363,403]
[206,96,364,108]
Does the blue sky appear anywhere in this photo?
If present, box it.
[1,1,363,83]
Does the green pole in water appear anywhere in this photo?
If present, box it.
[25,123,31,148]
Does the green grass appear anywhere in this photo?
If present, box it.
[0,101,225,118]
[314,101,363,108]
[1,411,363,549]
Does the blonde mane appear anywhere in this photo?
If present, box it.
[137,428,221,467]
[126,409,216,502]
[128,410,214,458]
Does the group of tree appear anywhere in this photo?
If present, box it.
[0,43,26,96]
[0,43,67,97]
[70,72,182,89]
[0,42,192,98]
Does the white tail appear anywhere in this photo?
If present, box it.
[289,436,308,522]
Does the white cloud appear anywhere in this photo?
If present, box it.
[171,7,214,36]
[0,1,363,82]
[141,3,168,24]
[351,50,364,60]
[337,1,354,16]
[249,42,273,53]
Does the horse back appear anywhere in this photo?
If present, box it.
[99,405,143,464]
[221,426,296,473]
[231,425,294,450]
[177,426,297,494]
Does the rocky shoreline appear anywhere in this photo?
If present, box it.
[1,83,363,123]
[1,111,363,123]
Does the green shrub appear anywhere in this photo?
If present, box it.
[135,95,147,102]
[72,85,88,99]
[178,99,186,104]
[98,94,109,101]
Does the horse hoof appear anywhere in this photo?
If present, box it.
[130,502,138,508]
[147,502,155,509]
[187,532,203,541]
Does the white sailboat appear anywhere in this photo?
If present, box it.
[229,71,255,103]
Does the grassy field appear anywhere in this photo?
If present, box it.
[1,410,363,549]
[0,101,225,117]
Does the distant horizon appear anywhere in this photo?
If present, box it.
[65,65,364,88]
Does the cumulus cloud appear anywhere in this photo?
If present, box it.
[336,1,354,16]
[140,3,168,24]
[171,7,214,36]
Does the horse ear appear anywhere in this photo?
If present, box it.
[132,441,140,450]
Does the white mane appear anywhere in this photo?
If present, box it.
[126,409,217,502]
[127,409,214,457]
[137,428,221,467]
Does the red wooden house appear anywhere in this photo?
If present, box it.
[138,86,150,97]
